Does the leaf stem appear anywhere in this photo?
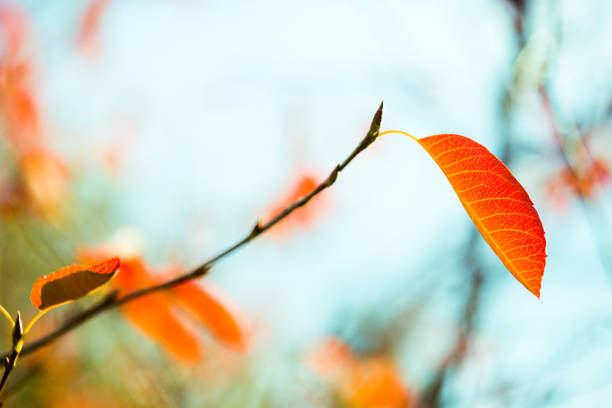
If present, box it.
[378,129,418,142]
[0,306,14,329]
[23,310,47,336]
[0,101,385,361]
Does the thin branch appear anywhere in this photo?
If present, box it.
[1,102,384,361]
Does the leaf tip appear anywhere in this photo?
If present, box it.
[532,284,541,299]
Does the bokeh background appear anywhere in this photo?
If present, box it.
[1,0,612,406]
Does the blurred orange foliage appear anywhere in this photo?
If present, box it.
[20,148,69,215]
[117,258,203,365]
[77,246,251,364]
[0,3,70,216]
[263,172,328,237]
[0,2,29,60]
[547,156,610,209]
[170,277,251,352]
[307,337,413,408]
[77,0,111,56]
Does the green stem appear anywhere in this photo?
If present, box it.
[0,306,14,329]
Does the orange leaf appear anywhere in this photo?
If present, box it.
[30,257,119,310]
[418,134,546,297]
[116,259,202,364]
[172,280,251,352]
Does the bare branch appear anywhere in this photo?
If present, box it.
[1,101,384,361]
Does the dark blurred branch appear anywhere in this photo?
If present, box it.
[417,232,484,408]
[538,8,612,283]
[0,102,384,362]
[540,85,612,283]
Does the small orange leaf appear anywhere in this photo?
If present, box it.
[418,134,546,297]
[30,257,119,310]
[172,280,251,352]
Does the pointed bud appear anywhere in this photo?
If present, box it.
[12,312,23,345]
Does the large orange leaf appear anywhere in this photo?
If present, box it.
[30,258,119,310]
[417,134,546,297]
[172,280,251,352]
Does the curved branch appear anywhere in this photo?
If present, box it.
[1,101,384,361]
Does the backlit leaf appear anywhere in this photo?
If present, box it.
[418,134,546,297]
[30,257,120,310]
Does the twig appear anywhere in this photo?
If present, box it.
[1,102,384,361]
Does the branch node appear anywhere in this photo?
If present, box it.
[250,218,263,237]
[361,100,384,149]
[325,165,341,187]
[192,265,212,278]
[11,313,22,346]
